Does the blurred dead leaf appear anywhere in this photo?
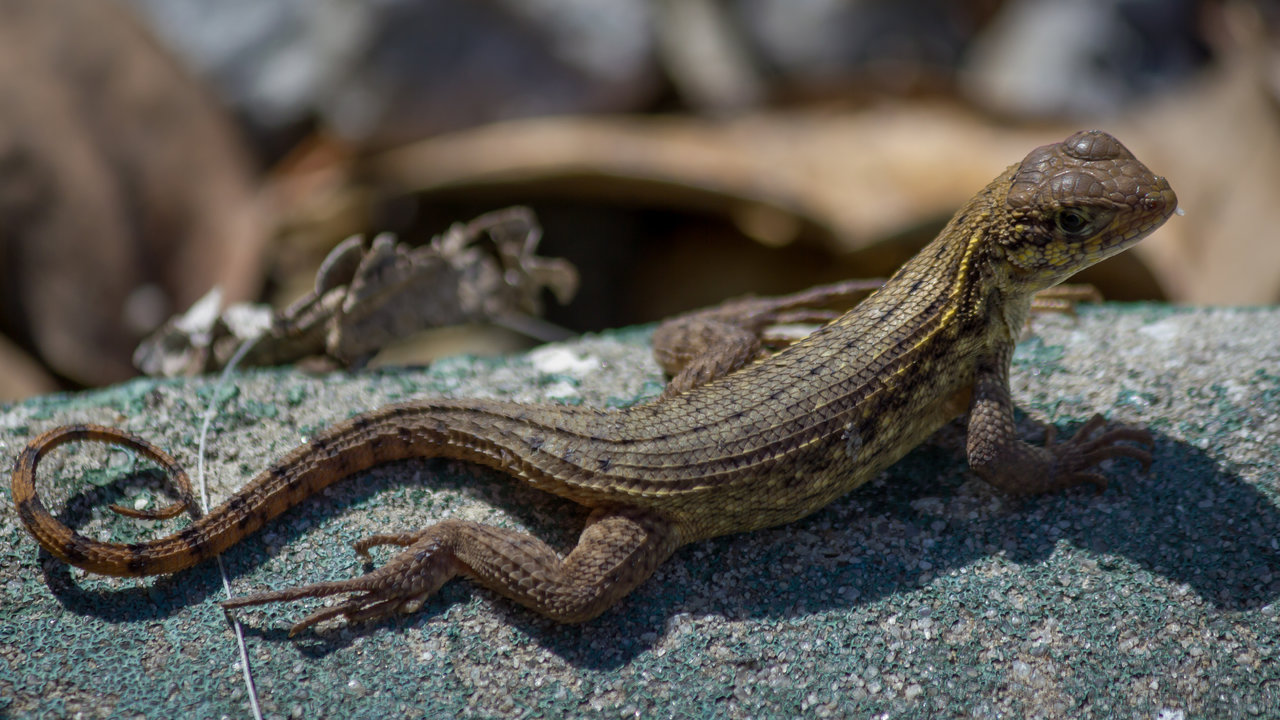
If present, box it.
[0,0,265,389]
[352,40,1280,306]
[135,207,577,376]
[1115,2,1280,304]
[352,105,1162,302]
[365,104,1048,252]
[0,334,56,402]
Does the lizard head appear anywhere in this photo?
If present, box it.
[995,130,1177,291]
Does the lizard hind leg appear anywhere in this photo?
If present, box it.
[222,508,681,634]
[653,278,885,395]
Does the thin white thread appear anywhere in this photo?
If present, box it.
[196,335,263,720]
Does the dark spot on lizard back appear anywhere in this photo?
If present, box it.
[223,494,257,530]
[19,447,39,471]
[126,553,151,573]
[63,536,90,563]
[177,525,205,551]
[13,499,36,526]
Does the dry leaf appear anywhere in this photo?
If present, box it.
[135,207,578,376]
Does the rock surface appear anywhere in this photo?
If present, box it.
[1,305,1277,718]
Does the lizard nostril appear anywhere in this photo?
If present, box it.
[1145,184,1178,213]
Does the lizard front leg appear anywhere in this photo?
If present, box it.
[222,507,681,634]
[966,346,1153,494]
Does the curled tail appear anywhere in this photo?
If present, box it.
[12,424,205,575]
[10,400,609,578]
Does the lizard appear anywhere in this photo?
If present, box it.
[11,130,1177,634]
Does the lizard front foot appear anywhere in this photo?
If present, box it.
[1041,413,1153,491]
[969,411,1154,496]
[222,531,458,636]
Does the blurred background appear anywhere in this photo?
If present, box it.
[1,0,1276,401]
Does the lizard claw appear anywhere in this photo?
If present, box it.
[1045,414,1154,491]
[222,531,459,635]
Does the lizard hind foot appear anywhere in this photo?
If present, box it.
[222,531,461,636]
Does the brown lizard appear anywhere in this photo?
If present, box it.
[11,130,1177,634]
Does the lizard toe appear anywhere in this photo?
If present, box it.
[223,532,461,634]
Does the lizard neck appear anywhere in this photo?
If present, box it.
[831,181,1010,351]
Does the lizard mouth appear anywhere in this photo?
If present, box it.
[1072,185,1177,273]
[1112,176,1178,252]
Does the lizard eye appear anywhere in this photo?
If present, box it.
[1054,208,1096,237]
